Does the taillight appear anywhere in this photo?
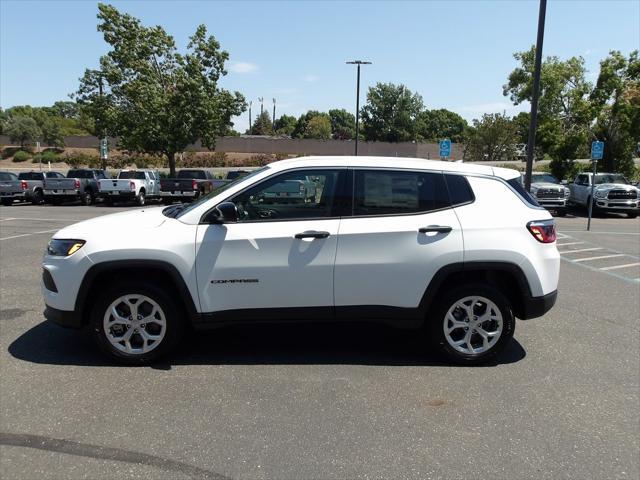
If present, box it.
[527,219,556,243]
[130,181,136,190]
[192,179,198,190]
[74,179,80,189]
[20,180,28,190]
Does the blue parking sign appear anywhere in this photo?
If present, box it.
[439,139,451,158]
[591,141,604,160]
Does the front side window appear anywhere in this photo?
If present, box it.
[353,170,449,216]
[231,169,341,221]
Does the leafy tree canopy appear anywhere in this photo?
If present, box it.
[304,115,332,140]
[273,114,297,136]
[250,110,273,135]
[4,116,42,147]
[417,108,468,143]
[328,108,355,140]
[75,3,246,175]
[464,113,518,162]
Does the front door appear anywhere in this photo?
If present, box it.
[195,168,345,316]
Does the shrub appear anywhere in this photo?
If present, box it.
[246,153,274,166]
[1,147,21,159]
[12,150,31,162]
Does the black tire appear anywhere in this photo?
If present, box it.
[555,208,567,217]
[136,190,146,206]
[1,198,13,206]
[31,189,44,205]
[81,189,94,206]
[427,283,515,365]
[89,280,184,365]
[628,211,638,218]
[104,197,113,206]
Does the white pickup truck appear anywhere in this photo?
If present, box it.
[568,172,639,218]
[97,169,161,206]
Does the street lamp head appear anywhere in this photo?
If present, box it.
[346,60,372,65]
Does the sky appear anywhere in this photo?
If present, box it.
[1,0,639,131]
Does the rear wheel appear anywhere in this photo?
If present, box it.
[104,197,113,206]
[428,284,515,365]
[136,190,146,206]
[81,189,94,206]
[31,189,44,205]
[89,281,184,365]
[1,198,13,206]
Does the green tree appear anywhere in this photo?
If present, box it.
[4,116,42,148]
[75,4,246,176]
[292,111,329,138]
[304,115,331,139]
[504,47,593,178]
[511,111,530,144]
[50,101,80,119]
[251,110,273,135]
[273,114,297,136]
[590,50,639,177]
[361,82,423,142]
[464,113,518,162]
[40,117,65,147]
[416,108,468,142]
[328,108,355,140]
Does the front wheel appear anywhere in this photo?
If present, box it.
[1,198,13,206]
[81,189,94,206]
[628,211,638,218]
[90,281,184,365]
[428,284,515,365]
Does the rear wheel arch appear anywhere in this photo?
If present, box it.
[420,262,532,320]
[77,261,197,326]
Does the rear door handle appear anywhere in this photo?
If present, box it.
[295,230,330,239]
[419,225,452,234]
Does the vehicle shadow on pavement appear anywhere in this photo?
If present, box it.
[9,320,526,368]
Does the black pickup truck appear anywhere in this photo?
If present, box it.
[160,169,227,204]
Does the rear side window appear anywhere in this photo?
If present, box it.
[444,174,475,206]
[0,172,17,181]
[507,178,540,207]
[353,170,449,216]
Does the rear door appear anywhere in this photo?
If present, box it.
[334,169,463,313]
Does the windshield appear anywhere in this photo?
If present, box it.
[531,173,559,184]
[173,167,269,219]
[594,174,628,185]
[119,171,146,180]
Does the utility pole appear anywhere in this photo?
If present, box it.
[98,74,108,171]
[272,98,276,129]
[346,60,371,156]
[248,101,252,135]
[258,97,264,116]
[524,0,547,192]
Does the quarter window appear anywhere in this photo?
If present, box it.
[353,170,449,216]
[231,169,341,221]
[444,174,474,206]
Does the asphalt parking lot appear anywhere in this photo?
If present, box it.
[1,203,639,480]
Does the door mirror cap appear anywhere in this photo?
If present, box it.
[207,201,238,224]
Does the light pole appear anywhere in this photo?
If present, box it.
[346,60,371,156]
[98,72,108,171]
[525,0,547,192]
[272,98,276,129]
[258,97,264,116]
[248,101,252,135]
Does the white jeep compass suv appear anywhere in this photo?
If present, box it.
[42,157,560,365]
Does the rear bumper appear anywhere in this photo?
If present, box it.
[97,191,136,198]
[44,305,83,329]
[1,191,27,200]
[519,290,557,320]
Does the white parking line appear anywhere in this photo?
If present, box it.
[556,241,584,246]
[0,217,78,222]
[558,247,603,254]
[600,262,640,271]
[573,254,625,263]
[0,229,58,241]
[0,217,17,222]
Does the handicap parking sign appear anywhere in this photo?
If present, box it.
[591,141,604,160]
[439,139,451,158]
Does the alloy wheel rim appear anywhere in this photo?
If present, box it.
[103,294,166,355]
[443,296,503,355]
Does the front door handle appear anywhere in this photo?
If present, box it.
[295,230,330,239]
[419,225,452,234]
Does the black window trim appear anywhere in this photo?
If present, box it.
[200,166,348,224]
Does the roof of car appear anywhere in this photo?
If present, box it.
[266,156,520,180]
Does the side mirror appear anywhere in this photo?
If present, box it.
[207,201,238,224]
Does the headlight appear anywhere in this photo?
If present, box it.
[47,239,85,256]
[594,190,607,198]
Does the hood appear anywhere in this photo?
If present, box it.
[53,207,167,239]
[532,182,564,189]
[594,183,637,192]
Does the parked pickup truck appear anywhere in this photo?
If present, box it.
[0,171,26,206]
[160,169,223,204]
[527,172,570,216]
[569,172,639,218]
[17,171,67,204]
[98,169,161,206]
[43,169,107,205]
[258,177,317,204]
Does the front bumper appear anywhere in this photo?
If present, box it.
[44,305,83,329]
[537,199,567,209]
[595,199,639,211]
[519,290,557,320]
